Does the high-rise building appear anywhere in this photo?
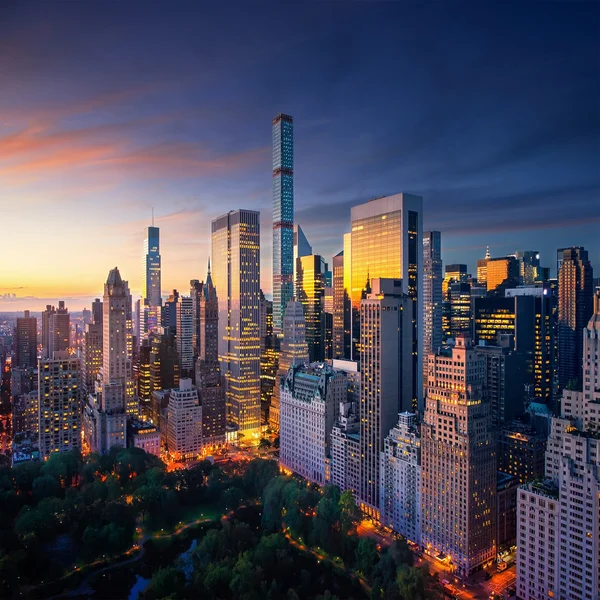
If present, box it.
[195,263,226,451]
[332,250,351,359]
[477,246,490,287]
[423,232,442,369]
[379,412,421,544]
[143,225,161,307]
[496,472,519,553]
[41,304,55,356]
[82,322,102,395]
[359,279,414,514]
[149,328,179,394]
[557,247,594,392]
[83,268,133,453]
[296,254,327,363]
[13,390,38,436]
[212,209,261,436]
[279,363,346,485]
[259,290,278,424]
[137,339,152,403]
[175,296,194,376]
[328,398,360,496]
[447,282,472,339]
[517,292,600,600]
[350,194,423,410]
[91,298,103,326]
[272,113,294,336]
[15,311,37,368]
[486,256,520,293]
[48,301,70,355]
[166,378,202,460]
[269,299,309,432]
[293,224,312,297]
[38,351,81,461]
[421,336,497,578]
[498,421,546,484]
[190,279,204,361]
[442,264,468,299]
[514,251,541,285]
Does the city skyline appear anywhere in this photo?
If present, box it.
[1,2,598,310]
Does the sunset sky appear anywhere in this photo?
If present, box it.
[1,1,598,311]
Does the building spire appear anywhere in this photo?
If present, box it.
[485,246,490,259]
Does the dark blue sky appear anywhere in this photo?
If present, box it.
[0,1,598,307]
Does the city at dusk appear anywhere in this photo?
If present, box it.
[0,2,598,600]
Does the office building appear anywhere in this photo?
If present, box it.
[143,225,161,307]
[359,278,414,514]
[195,263,226,451]
[13,390,39,436]
[498,421,546,484]
[332,250,351,360]
[212,209,261,436]
[38,351,82,461]
[92,298,103,326]
[421,336,496,578]
[293,224,312,298]
[557,247,593,391]
[166,378,202,460]
[149,328,179,393]
[82,322,102,395]
[423,231,442,370]
[49,301,70,355]
[279,363,346,485]
[175,295,194,376]
[190,279,203,360]
[486,256,520,293]
[379,412,421,544]
[446,282,472,340]
[496,472,518,552]
[442,264,468,299]
[476,343,527,428]
[272,113,294,336]
[15,310,37,368]
[350,194,423,411]
[296,253,327,362]
[477,247,490,287]
[269,299,309,432]
[137,339,152,402]
[514,251,541,285]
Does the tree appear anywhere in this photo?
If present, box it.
[32,474,60,502]
[396,565,426,600]
[355,538,379,578]
[242,458,278,499]
[141,566,186,600]
[258,438,272,450]
[339,490,359,535]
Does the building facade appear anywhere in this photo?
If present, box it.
[421,336,497,578]
[350,194,423,411]
[423,231,442,370]
[166,378,202,460]
[359,278,414,514]
[272,113,294,336]
[379,412,421,544]
[38,351,81,461]
[279,363,346,485]
[212,209,261,436]
[15,311,37,368]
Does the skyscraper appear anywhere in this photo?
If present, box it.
[175,295,194,376]
[84,267,133,453]
[92,298,103,326]
[212,209,261,436]
[15,310,37,368]
[350,193,423,411]
[486,256,520,292]
[557,247,593,391]
[49,300,70,355]
[296,253,327,362]
[332,250,351,359]
[359,278,414,514]
[422,231,442,367]
[272,113,294,336]
[82,321,102,395]
[517,292,600,600]
[269,299,309,432]
[140,225,162,340]
[514,250,541,284]
[38,351,81,461]
[195,262,226,450]
[293,223,312,296]
[421,336,497,578]
[167,378,202,460]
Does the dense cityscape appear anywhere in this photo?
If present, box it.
[1,3,598,600]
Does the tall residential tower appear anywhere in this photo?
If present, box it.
[272,113,294,336]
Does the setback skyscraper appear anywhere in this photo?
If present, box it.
[272,113,294,336]
[212,209,261,436]
[140,225,162,340]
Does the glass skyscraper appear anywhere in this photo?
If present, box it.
[211,209,261,436]
[272,113,294,336]
[350,193,423,411]
[143,226,161,307]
